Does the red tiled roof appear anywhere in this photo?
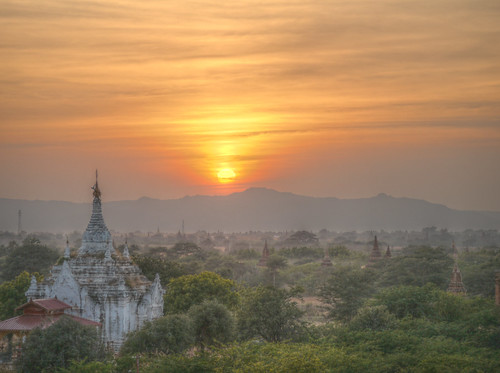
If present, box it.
[0,314,101,333]
[0,315,55,331]
[16,298,72,312]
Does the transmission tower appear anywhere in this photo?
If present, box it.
[17,209,22,235]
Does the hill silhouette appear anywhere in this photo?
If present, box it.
[1,188,499,232]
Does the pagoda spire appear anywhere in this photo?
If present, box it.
[64,236,71,259]
[447,262,466,295]
[369,235,382,263]
[123,236,130,259]
[258,240,270,266]
[385,245,392,258]
[79,171,113,256]
[321,247,333,266]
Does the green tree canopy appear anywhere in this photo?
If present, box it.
[349,305,398,331]
[459,248,500,297]
[189,300,235,348]
[372,284,441,319]
[265,254,287,286]
[164,271,239,314]
[17,316,105,373]
[0,236,59,282]
[120,314,194,355]
[318,266,376,322]
[237,286,305,343]
[132,255,187,287]
[377,246,453,288]
[0,271,43,321]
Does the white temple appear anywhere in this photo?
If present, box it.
[26,173,164,350]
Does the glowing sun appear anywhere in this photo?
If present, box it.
[217,168,236,183]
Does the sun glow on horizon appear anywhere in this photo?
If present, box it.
[217,168,236,183]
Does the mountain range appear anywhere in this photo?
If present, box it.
[1,188,499,233]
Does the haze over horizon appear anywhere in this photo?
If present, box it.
[1,0,500,211]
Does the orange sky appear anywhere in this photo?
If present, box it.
[1,0,500,210]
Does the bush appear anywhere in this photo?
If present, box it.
[120,314,194,355]
[17,316,105,373]
[189,300,235,348]
[164,272,239,314]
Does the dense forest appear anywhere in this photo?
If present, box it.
[0,232,499,372]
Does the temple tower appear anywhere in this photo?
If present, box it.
[26,172,164,350]
[369,235,382,262]
[321,247,333,266]
[258,240,270,266]
[447,263,466,295]
[385,245,392,258]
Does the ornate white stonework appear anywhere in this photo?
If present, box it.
[26,175,164,350]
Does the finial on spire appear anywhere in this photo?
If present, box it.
[92,169,101,200]
[123,236,130,259]
[64,236,71,259]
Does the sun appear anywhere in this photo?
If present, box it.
[217,168,236,183]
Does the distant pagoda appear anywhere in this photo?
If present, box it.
[447,263,466,295]
[26,171,164,350]
[369,235,382,262]
[452,240,459,259]
[258,240,270,266]
[447,241,466,295]
[321,247,333,266]
[385,245,392,258]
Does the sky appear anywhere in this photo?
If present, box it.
[1,0,500,211]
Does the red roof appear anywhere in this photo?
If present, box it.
[0,314,100,333]
[16,298,72,312]
[0,298,101,334]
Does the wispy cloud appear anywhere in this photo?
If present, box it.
[1,0,499,208]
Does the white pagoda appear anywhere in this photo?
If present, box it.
[26,172,164,350]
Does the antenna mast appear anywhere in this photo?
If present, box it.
[17,209,22,235]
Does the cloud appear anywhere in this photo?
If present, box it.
[1,0,500,209]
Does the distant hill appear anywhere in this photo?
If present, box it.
[1,188,499,233]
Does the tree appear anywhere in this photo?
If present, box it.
[372,284,440,319]
[0,271,43,321]
[237,286,305,342]
[164,271,239,314]
[265,255,287,286]
[349,305,397,331]
[377,246,453,289]
[0,236,59,282]
[189,300,235,349]
[459,248,500,297]
[318,266,375,322]
[57,360,114,373]
[121,314,194,355]
[17,316,105,373]
[132,255,187,287]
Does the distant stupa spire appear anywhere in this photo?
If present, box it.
[321,247,333,266]
[369,235,382,263]
[123,236,130,259]
[447,262,466,295]
[385,245,392,258]
[258,240,270,266]
[64,236,71,259]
